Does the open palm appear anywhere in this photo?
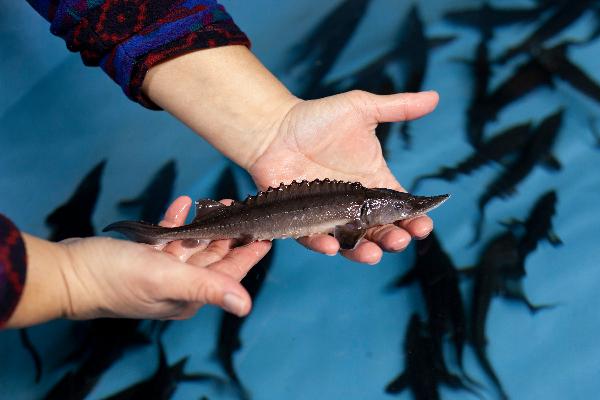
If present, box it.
[248,90,440,264]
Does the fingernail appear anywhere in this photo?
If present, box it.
[223,293,246,316]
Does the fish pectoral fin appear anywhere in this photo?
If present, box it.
[548,230,563,246]
[541,154,562,171]
[385,372,409,394]
[193,199,226,222]
[334,221,367,250]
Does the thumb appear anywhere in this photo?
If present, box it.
[364,91,439,123]
[164,265,252,317]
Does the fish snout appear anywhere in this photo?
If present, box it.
[410,194,450,215]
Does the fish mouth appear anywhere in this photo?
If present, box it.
[410,194,451,215]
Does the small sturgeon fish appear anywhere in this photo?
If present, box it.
[104,179,449,250]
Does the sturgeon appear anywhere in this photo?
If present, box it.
[103,179,449,250]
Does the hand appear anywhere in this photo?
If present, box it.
[8,197,270,328]
[248,90,439,264]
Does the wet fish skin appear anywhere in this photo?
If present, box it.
[118,159,176,224]
[412,122,532,191]
[473,109,562,243]
[104,179,450,250]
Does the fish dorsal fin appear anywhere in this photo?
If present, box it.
[193,199,226,222]
[243,179,366,207]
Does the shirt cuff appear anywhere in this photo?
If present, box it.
[0,214,27,328]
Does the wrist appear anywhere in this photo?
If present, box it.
[5,235,72,328]
[142,45,302,170]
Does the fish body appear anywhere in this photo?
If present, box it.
[46,159,106,241]
[465,35,492,148]
[287,0,372,98]
[480,58,554,125]
[118,160,176,224]
[216,244,275,400]
[102,343,221,400]
[385,314,476,399]
[45,319,149,400]
[473,110,562,243]
[412,122,532,190]
[444,3,543,33]
[104,179,449,250]
[533,43,600,105]
[505,190,562,259]
[497,0,593,63]
[392,233,468,376]
[469,231,552,400]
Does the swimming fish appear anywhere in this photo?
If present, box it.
[391,233,470,378]
[444,3,543,34]
[478,58,554,128]
[215,243,276,400]
[472,110,562,243]
[45,159,106,241]
[102,342,223,400]
[467,232,552,400]
[496,0,593,64]
[412,122,532,191]
[118,159,177,224]
[45,319,150,400]
[502,190,562,260]
[104,179,449,250]
[532,42,600,105]
[286,0,372,98]
[464,34,492,148]
[385,314,478,399]
[397,5,455,149]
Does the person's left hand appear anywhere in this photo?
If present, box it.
[248,90,440,264]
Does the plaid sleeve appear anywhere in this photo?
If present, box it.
[26,0,250,109]
[0,214,27,328]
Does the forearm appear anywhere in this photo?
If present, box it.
[4,234,69,328]
[142,45,301,169]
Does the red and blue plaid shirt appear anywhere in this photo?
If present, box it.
[1,0,249,327]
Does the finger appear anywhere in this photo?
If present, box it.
[340,239,383,265]
[366,91,439,123]
[207,241,272,281]
[186,239,234,267]
[365,224,412,252]
[159,196,193,227]
[156,196,194,253]
[297,234,339,256]
[398,215,434,239]
[164,265,252,316]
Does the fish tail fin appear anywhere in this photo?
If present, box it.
[102,221,169,245]
[474,345,509,400]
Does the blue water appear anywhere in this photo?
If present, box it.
[1,0,599,399]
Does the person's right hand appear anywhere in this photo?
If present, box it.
[8,196,271,328]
